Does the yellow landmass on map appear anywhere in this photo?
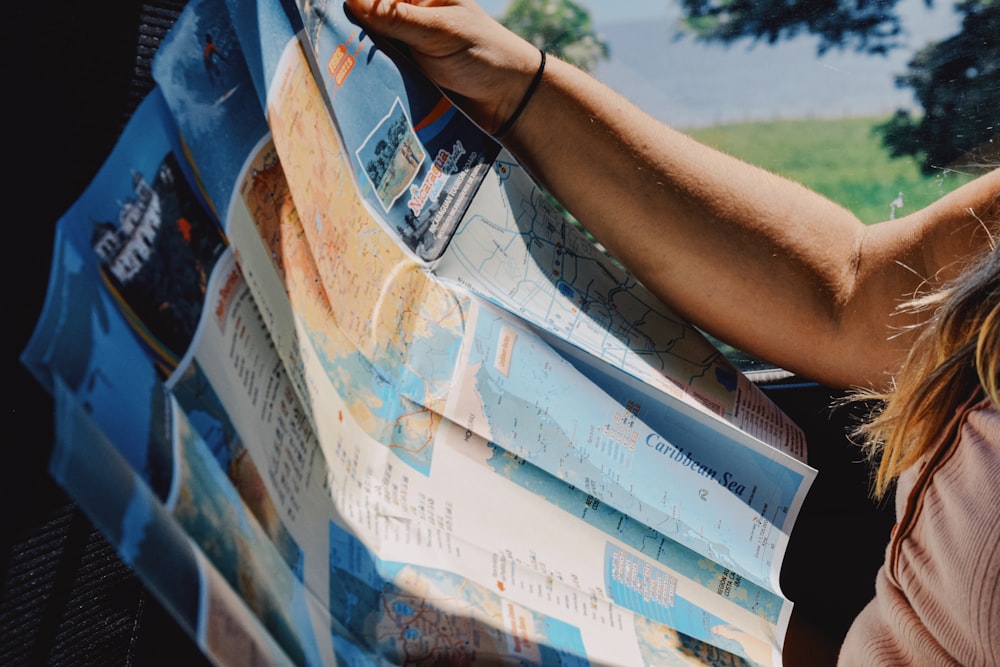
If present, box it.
[264,41,465,415]
[237,134,442,460]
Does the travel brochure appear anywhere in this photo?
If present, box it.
[21,0,816,664]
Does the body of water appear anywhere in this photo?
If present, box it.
[592,0,962,128]
[476,0,961,129]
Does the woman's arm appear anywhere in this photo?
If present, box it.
[346,0,1000,390]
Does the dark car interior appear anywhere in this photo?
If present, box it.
[3,2,895,664]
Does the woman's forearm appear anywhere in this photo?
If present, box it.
[501,56,881,384]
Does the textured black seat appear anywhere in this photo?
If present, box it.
[4,2,209,663]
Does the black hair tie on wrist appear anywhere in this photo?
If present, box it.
[493,48,546,139]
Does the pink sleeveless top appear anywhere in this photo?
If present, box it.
[838,398,1000,665]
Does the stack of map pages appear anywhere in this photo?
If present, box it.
[21,0,817,664]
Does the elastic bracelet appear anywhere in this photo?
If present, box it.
[493,49,546,139]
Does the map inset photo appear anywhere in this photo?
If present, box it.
[356,98,425,212]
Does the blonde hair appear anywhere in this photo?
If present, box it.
[853,223,1000,499]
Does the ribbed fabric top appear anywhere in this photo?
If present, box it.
[839,399,1000,666]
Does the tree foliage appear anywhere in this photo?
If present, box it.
[678,0,907,54]
[677,0,999,173]
[878,0,1000,172]
[501,0,610,72]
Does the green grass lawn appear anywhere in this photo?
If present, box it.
[687,116,975,224]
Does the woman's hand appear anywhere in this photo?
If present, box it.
[345,0,542,134]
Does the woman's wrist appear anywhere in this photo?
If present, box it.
[493,48,546,139]
[460,26,547,136]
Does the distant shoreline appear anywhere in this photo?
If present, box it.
[592,1,960,128]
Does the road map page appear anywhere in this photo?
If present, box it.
[306,360,785,665]
[222,80,791,663]
[445,299,814,591]
[255,31,810,594]
[429,419,790,665]
[432,155,807,459]
[254,45,792,658]
[437,415,789,625]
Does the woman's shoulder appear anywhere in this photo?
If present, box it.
[959,398,1000,473]
[968,397,1000,431]
[853,397,1000,665]
[914,397,1000,531]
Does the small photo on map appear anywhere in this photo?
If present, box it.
[355,98,425,212]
